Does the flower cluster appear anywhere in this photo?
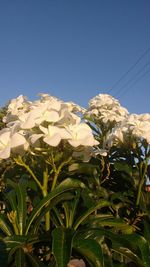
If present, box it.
[84,93,150,148]
[1,93,150,160]
[0,94,98,160]
[86,94,129,124]
[106,113,150,147]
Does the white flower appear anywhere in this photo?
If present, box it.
[89,94,119,108]
[63,101,86,113]
[0,129,11,159]
[39,125,62,147]
[66,123,99,147]
[21,102,60,129]
[0,128,28,159]
[123,114,150,142]
[86,94,128,124]
[7,95,27,114]
[0,93,102,161]
[58,108,81,126]
[30,133,44,145]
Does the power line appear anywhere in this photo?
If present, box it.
[117,66,150,98]
[114,61,150,97]
[107,47,150,94]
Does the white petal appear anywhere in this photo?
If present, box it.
[79,135,97,146]
[30,134,44,144]
[43,134,61,146]
[59,128,72,139]
[21,109,40,129]
[0,130,11,146]
[44,110,60,122]
[0,146,11,159]
[11,133,26,148]
[68,140,81,147]
[39,125,48,135]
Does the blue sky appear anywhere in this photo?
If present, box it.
[0,0,150,114]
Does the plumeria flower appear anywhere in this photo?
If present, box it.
[121,114,150,143]
[63,101,86,114]
[39,125,63,147]
[58,108,81,126]
[0,128,28,159]
[21,104,60,129]
[0,129,11,159]
[89,93,119,108]
[66,123,99,147]
[7,95,27,114]
[32,95,62,112]
[86,93,128,124]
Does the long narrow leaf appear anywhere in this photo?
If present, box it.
[52,227,74,267]
[0,240,8,266]
[0,214,13,236]
[73,238,104,267]
[15,248,25,267]
[26,178,85,234]
[112,247,143,266]
[17,183,27,235]
[73,200,111,230]
[7,179,28,235]
[122,234,150,267]
[31,192,73,234]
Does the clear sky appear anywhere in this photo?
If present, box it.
[0,0,150,114]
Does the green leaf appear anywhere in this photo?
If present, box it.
[7,179,28,235]
[144,221,150,245]
[122,234,150,267]
[0,240,8,266]
[15,247,25,267]
[73,200,111,230]
[6,190,18,212]
[26,253,48,267]
[52,227,75,267]
[114,162,132,177]
[0,214,13,236]
[3,235,38,250]
[73,238,104,267]
[26,178,85,234]
[17,183,27,235]
[74,229,143,266]
[87,217,134,232]
[112,247,143,267]
[31,192,74,234]
[69,163,98,176]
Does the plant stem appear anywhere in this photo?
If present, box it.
[136,178,145,206]
[15,156,43,191]
[42,168,50,231]
[42,169,51,262]
[136,158,149,206]
[51,157,72,191]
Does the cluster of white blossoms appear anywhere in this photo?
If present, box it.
[106,113,150,147]
[1,93,150,160]
[0,94,99,160]
[85,93,150,148]
[86,94,129,124]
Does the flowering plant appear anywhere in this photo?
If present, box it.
[0,93,150,267]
